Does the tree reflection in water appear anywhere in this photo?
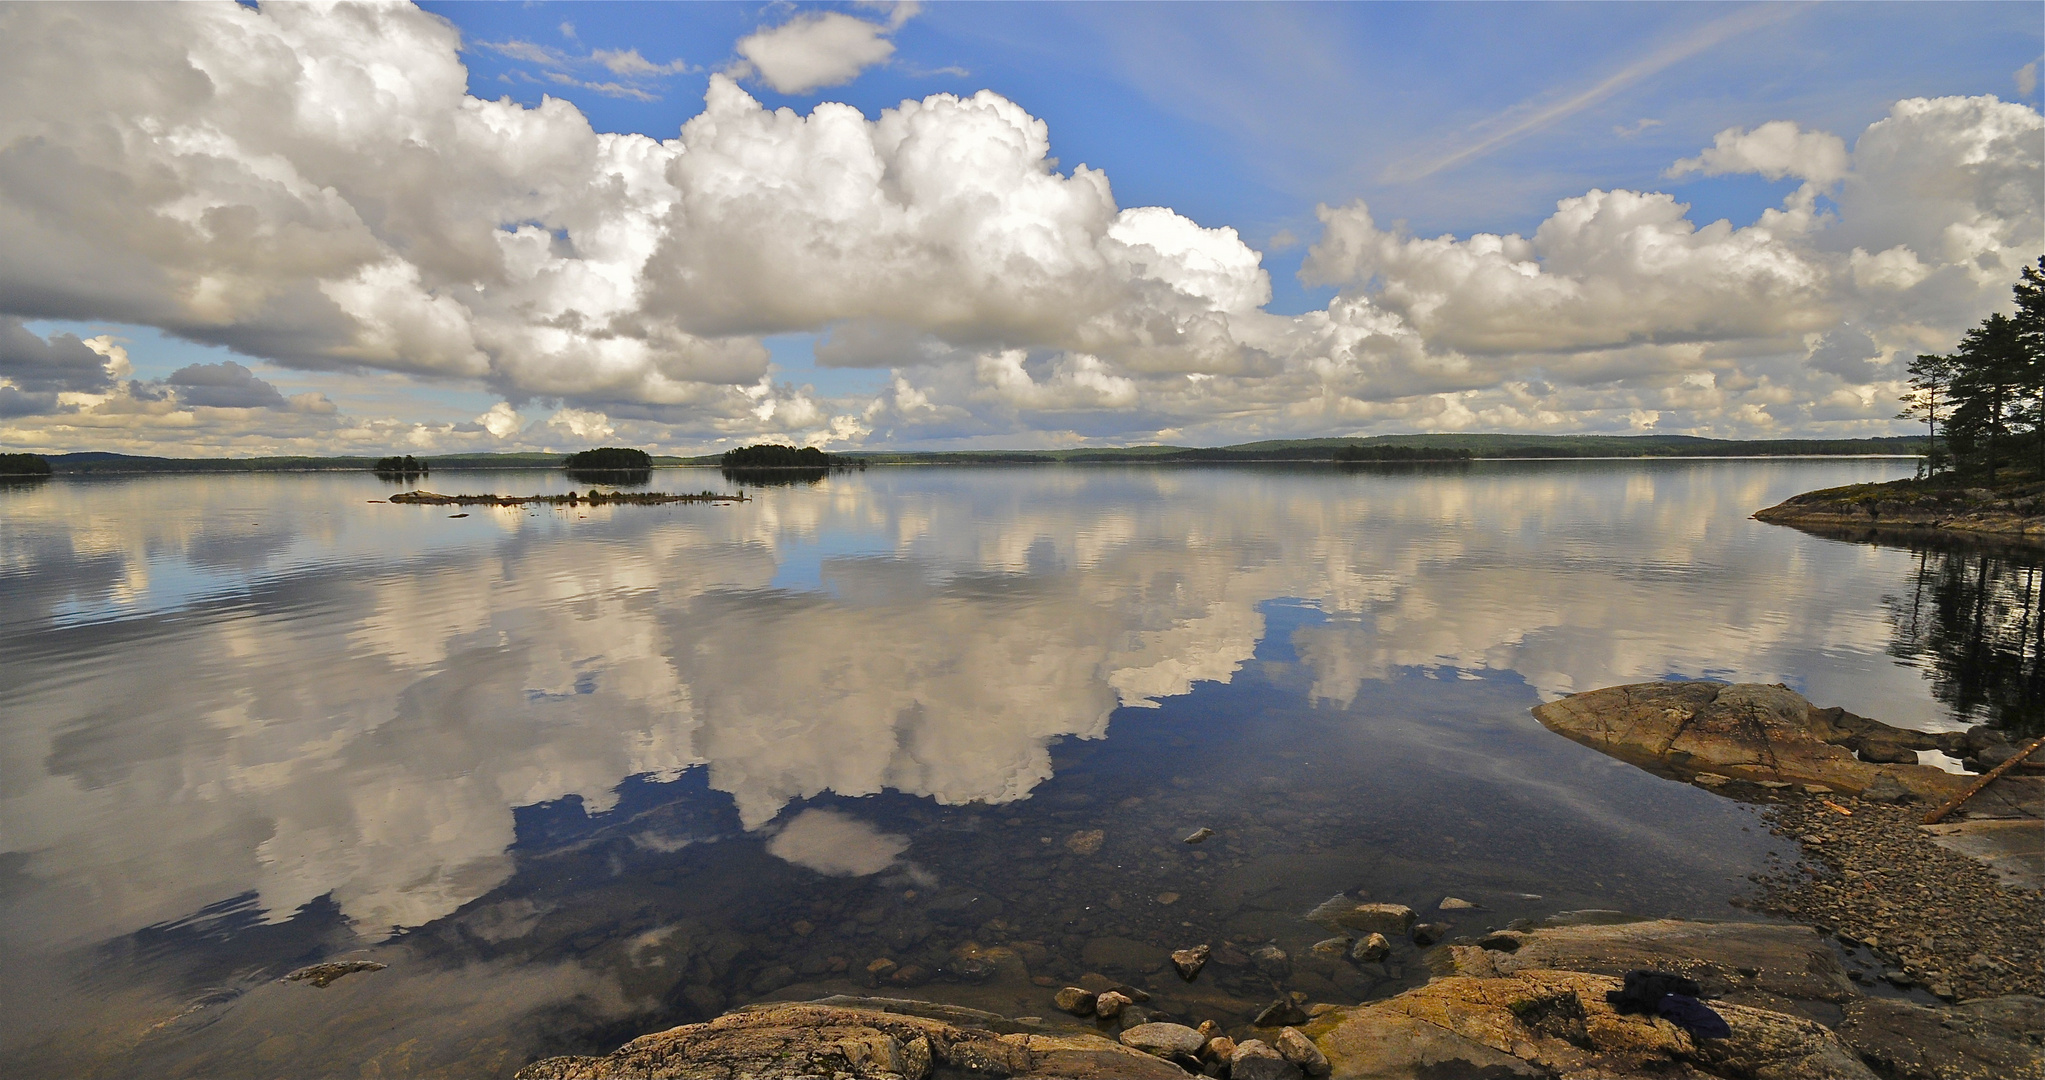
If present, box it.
[1887,542,2045,737]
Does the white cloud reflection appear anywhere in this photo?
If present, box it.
[0,461,1942,950]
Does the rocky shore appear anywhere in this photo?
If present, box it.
[517,680,2043,1080]
[519,916,2043,1079]
[1753,477,2045,541]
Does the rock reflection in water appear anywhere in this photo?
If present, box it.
[1887,542,2045,737]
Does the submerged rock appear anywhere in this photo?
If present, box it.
[1066,829,1107,855]
[1055,986,1097,1016]
[1250,943,1291,979]
[1349,933,1391,963]
[1093,991,1132,1021]
[1171,945,1210,981]
[1304,897,1415,937]
[282,960,385,988]
[1253,1000,1309,1028]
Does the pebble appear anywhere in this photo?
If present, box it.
[1275,1027,1330,1077]
[1183,827,1214,844]
[1754,795,2042,1001]
[1350,933,1391,963]
[1120,1022,1207,1058]
[1054,986,1096,1016]
[1253,999,1309,1027]
[1171,944,1210,981]
[1094,990,1132,1020]
[1230,1040,1301,1080]
[1251,943,1292,979]
[1438,896,1477,910]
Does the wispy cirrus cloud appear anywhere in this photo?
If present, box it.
[1383,4,1803,183]
[477,37,694,101]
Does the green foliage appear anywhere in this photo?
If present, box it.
[373,454,427,474]
[721,444,837,468]
[1926,257,2045,481]
[563,447,652,471]
[0,452,51,475]
[1332,444,1473,462]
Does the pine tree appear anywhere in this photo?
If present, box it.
[1898,352,1959,474]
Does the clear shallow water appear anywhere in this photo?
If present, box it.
[1,460,2038,1077]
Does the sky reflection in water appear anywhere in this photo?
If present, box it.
[2,459,2026,1077]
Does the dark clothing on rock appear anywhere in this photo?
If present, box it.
[1655,993,1733,1039]
[1606,969,1730,1039]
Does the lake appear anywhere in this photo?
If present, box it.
[2,459,2038,1077]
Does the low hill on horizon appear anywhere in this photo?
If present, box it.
[19,434,1928,474]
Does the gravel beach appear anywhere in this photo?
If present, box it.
[1747,793,2043,1002]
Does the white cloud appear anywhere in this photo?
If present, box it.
[592,47,690,78]
[547,406,614,441]
[477,402,522,438]
[0,2,2037,454]
[1668,119,1849,185]
[2019,60,2038,99]
[733,11,899,95]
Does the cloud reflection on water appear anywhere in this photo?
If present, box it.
[0,461,1934,949]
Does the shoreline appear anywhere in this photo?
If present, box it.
[514,680,2042,1080]
[1754,476,2045,542]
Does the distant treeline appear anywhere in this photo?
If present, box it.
[564,447,652,471]
[23,433,1934,476]
[721,444,847,469]
[373,455,427,474]
[0,452,51,475]
[1334,445,1473,462]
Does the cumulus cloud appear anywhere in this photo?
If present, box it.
[0,318,115,393]
[0,1,2038,453]
[165,360,290,409]
[1668,120,1850,185]
[732,11,899,94]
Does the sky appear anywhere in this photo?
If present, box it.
[0,0,2039,456]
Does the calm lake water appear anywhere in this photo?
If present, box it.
[3,459,2040,1077]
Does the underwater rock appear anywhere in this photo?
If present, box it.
[282,960,385,988]
[1349,933,1391,963]
[1055,987,1097,1016]
[1171,945,1210,981]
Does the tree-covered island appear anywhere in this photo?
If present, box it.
[564,447,653,471]
[373,454,427,476]
[719,444,843,469]
[0,452,52,475]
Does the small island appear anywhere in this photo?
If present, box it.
[721,443,848,469]
[0,452,52,476]
[388,489,745,506]
[1757,259,2045,542]
[373,454,427,478]
[565,447,653,471]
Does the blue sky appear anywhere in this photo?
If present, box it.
[2,2,2041,454]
